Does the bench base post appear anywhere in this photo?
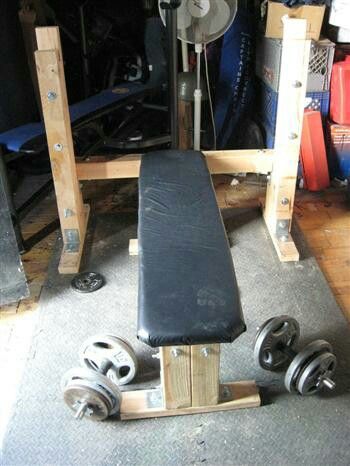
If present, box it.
[120,381,260,421]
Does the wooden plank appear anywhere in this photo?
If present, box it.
[128,239,139,256]
[263,17,311,262]
[191,344,220,407]
[120,381,260,420]
[160,346,192,409]
[35,26,89,274]
[76,150,275,180]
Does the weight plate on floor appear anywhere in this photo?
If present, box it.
[64,381,112,421]
[254,315,300,371]
[71,272,105,293]
[61,367,121,417]
[284,339,333,393]
[296,351,337,396]
[80,334,138,386]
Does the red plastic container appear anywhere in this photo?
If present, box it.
[330,55,350,125]
[300,111,330,192]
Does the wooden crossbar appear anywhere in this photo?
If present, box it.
[34,17,310,273]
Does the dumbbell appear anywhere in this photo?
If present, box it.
[61,334,138,421]
[254,315,337,396]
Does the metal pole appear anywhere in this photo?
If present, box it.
[162,1,180,149]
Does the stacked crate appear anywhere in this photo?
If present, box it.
[255,38,335,148]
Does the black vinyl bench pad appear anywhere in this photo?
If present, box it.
[137,150,245,347]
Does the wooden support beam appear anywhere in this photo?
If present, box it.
[35,27,89,274]
[120,381,260,420]
[76,149,274,180]
[160,346,192,409]
[263,18,311,262]
[191,344,220,407]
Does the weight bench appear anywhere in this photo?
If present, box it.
[117,150,260,419]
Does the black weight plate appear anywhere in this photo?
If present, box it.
[296,351,337,396]
[254,315,300,371]
[284,339,333,393]
[71,272,105,293]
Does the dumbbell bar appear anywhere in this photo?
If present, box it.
[254,315,337,396]
[62,334,138,421]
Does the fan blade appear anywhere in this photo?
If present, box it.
[177,0,192,31]
[200,0,230,38]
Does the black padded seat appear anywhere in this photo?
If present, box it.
[137,150,245,348]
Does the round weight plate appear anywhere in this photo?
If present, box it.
[296,351,337,396]
[64,382,112,421]
[284,339,333,393]
[79,334,138,386]
[61,367,121,416]
[254,315,300,371]
[71,272,105,293]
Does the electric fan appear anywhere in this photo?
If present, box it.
[159,0,237,150]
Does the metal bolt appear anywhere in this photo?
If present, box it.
[278,220,288,229]
[54,143,63,152]
[280,235,289,242]
[281,197,289,206]
[288,132,298,140]
[64,208,74,218]
[75,402,88,420]
[320,377,336,390]
[171,348,182,358]
[47,91,57,101]
[201,347,210,358]
[292,80,302,88]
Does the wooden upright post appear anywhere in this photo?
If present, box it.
[35,27,89,274]
[264,17,311,262]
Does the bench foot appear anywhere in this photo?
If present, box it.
[120,381,260,421]
[58,204,90,274]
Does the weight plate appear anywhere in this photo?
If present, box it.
[64,382,112,421]
[254,315,300,371]
[296,351,337,396]
[80,334,138,386]
[61,367,121,416]
[71,272,105,293]
[284,339,333,393]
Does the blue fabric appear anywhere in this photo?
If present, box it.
[0,82,150,153]
[214,8,255,149]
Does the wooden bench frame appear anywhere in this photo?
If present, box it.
[120,343,260,420]
[34,17,311,274]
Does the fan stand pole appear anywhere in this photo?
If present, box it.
[163,1,180,149]
[193,43,202,151]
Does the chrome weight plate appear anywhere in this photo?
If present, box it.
[79,334,138,386]
[71,272,105,293]
[61,367,122,420]
[254,315,300,371]
[284,340,333,393]
[296,351,337,396]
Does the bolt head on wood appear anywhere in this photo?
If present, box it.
[171,348,181,358]
[288,133,298,140]
[281,197,289,206]
[54,143,63,152]
[47,91,57,101]
[292,80,302,88]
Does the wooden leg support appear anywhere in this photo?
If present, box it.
[120,344,260,420]
[263,17,310,262]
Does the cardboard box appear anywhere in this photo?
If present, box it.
[264,1,326,40]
